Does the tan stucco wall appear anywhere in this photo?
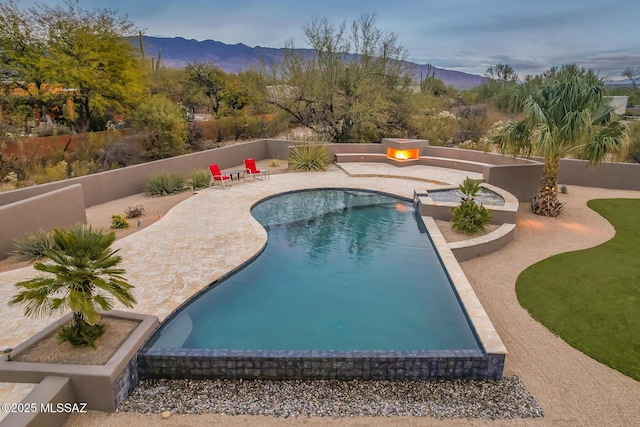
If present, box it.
[0,184,86,257]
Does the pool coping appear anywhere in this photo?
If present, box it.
[137,188,507,380]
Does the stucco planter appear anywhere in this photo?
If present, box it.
[0,310,158,412]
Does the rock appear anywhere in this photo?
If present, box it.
[160,410,172,419]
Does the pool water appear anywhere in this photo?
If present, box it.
[148,190,481,352]
[428,187,505,206]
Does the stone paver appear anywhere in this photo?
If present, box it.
[0,164,481,412]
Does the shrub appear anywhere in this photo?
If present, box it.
[450,178,492,235]
[186,168,210,190]
[288,143,331,171]
[269,158,280,167]
[12,230,57,261]
[130,95,187,159]
[625,120,640,163]
[58,320,106,348]
[111,214,129,229]
[124,205,145,218]
[145,172,185,196]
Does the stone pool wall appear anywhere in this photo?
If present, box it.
[137,350,505,380]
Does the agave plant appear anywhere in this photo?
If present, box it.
[288,143,331,171]
[186,168,211,190]
[9,224,136,347]
[145,172,185,196]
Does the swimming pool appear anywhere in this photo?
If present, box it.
[139,189,504,380]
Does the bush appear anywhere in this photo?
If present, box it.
[288,143,331,171]
[111,214,129,229]
[625,120,640,163]
[130,95,187,159]
[58,320,106,348]
[450,178,492,235]
[13,230,57,261]
[124,205,145,218]
[186,169,210,190]
[145,172,185,196]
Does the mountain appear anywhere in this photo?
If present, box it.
[137,36,483,89]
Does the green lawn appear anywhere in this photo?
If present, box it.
[516,198,640,381]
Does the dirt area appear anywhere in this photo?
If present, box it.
[13,318,140,365]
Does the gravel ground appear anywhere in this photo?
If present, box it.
[120,377,543,419]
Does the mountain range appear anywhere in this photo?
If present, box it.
[137,36,484,89]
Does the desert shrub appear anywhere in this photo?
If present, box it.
[124,205,145,218]
[186,169,210,190]
[13,230,57,261]
[130,95,187,159]
[69,160,95,177]
[145,172,185,196]
[625,120,640,163]
[288,143,331,171]
[97,138,145,169]
[186,121,205,150]
[269,158,280,167]
[30,160,69,184]
[415,109,458,146]
[111,214,129,229]
[450,178,492,235]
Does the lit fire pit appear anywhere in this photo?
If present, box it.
[382,138,428,165]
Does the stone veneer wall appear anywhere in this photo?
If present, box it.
[111,356,140,410]
[138,350,505,380]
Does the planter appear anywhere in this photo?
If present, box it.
[0,310,158,412]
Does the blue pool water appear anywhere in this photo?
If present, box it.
[148,190,481,352]
[428,187,505,206]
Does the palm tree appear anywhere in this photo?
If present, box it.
[490,65,629,217]
[9,224,136,347]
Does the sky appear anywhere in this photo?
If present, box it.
[19,0,640,79]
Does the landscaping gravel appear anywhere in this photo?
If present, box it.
[119,376,543,419]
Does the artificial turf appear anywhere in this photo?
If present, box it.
[516,198,640,381]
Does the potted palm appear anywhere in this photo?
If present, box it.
[9,224,136,347]
[2,224,158,413]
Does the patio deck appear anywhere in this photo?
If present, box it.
[2,164,640,426]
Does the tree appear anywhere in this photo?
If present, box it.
[0,1,146,132]
[485,63,518,84]
[622,67,639,94]
[470,63,519,110]
[490,64,629,217]
[267,14,414,142]
[185,62,227,116]
[130,95,187,159]
[9,225,136,347]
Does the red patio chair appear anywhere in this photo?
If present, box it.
[209,164,232,188]
[244,158,269,179]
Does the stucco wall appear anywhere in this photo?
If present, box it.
[0,140,270,208]
[484,163,544,201]
[558,158,640,191]
[0,184,86,257]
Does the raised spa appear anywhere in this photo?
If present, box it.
[139,190,504,380]
[428,187,505,206]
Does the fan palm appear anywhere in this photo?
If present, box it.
[490,65,629,216]
[9,224,136,347]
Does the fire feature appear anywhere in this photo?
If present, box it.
[382,138,428,165]
[387,148,419,161]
